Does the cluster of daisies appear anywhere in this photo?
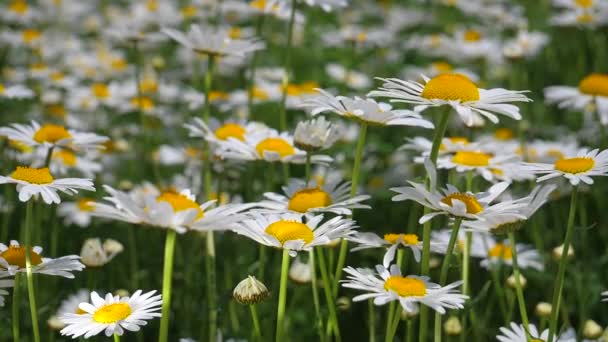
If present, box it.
[1,0,608,341]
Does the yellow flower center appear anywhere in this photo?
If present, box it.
[33,124,72,143]
[9,140,32,153]
[209,91,229,102]
[181,5,197,17]
[78,198,95,212]
[356,32,368,42]
[53,150,77,166]
[285,82,319,96]
[156,191,204,219]
[0,246,43,268]
[287,188,332,213]
[91,83,110,98]
[22,29,41,43]
[30,63,47,71]
[578,73,608,97]
[250,0,267,9]
[546,149,564,160]
[463,30,482,42]
[384,233,419,245]
[93,303,132,323]
[229,27,241,39]
[452,151,491,167]
[577,14,595,23]
[554,157,595,174]
[215,123,246,141]
[488,243,513,260]
[252,87,269,100]
[146,0,158,11]
[139,78,158,93]
[130,96,154,110]
[575,0,593,8]
[441,193,483,214]
[265,220,314,245]
[494,128,514,140]
[50,72,64,81]
[255,138,295,158]
[11,166,54,184]
[432,61,453,73]
[383,276,426,297]
[110,58,127,71]
[0,84,4,93]
[46,104,67,118]
[440,136,469,151]
[9,0,28,14]
[421,74,480,102]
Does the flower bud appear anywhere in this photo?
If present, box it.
[114,289,130,297]
[429,256,441,269]
[506,273,527,289]
[552,244,574,261]
[583,319,603,339]
[444,316,462,336]
[47,315,65,330]
[289,257,312,284]
[337,296,351,311]
[233,276,270,305]
[535,302,552,318]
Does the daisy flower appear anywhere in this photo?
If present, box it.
[431,229,490,259]
[391,159,525,223]
[523,148,608,185]
[162,24,264,58]
[58,198,97,228]
[369,73,532,127]
[400,136,478,157]
[497,322,575,342]
[462,185,556,234]
[258,177,370,215]
[478,240,544,271]
[437,150,521,181]
[79,238,123,268]
[0,166,95,204]
[232,212,357,256]
[401,61,479,84]
[60,290,162,338]
[293,116,340,152]
[348,232,446,265]
[0,273,14,307]
[325,63,372,90]
[503,30,550,60]
[341,264,468,314]
[0,240,85,278]
[216,129,333,165]
[0,121,109,151]
[184,117,270,145]
[49,289,91,330]
[0,82,34,99]
[50,150,102,178]
[301,88,435,128]
[544,73,608,124]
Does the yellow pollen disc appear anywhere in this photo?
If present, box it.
[130,96,154,110]
[252,87,269,100]
[46,104,67,118]
[181,5,197,17]
[299,81,319,93]
[440,136,469,150]
[265,220,314,245]
[384,233,419,245]
[577,14,595,23]
[9,140,32,153]
[229,27,242,39]
[91,83,110,98]
[432,61,453,73]
[441,193,483,214]
[146,0,158,11]
[11,166,54,184]
[33,124,72,143]
[10,0,28,14]
[110,58,127,71]
[546,149,564,160]
[77,198,95,212]
[139,78,158,93]
[356,32,368,42]
[30,63,47,71]
[255,138,295,158]
[452,151,491,167]
[0,84,4,93]
[463,30,482,42]
[383,276,426,297]
[22,30,41,43]
[209,91,229,102]
[53,150,77,166]
[156,191,204,219]
[287,188,332,213]
[93,303,132,323]
[494,128,514,140]
[50,72,64,81]
[250,0,267,10]
[0,246,43,268]
[421,74,480,102]
[575,0,593,8]
[554,157,595,174]
[215,123,246,141]
[488,243,513,260]
[578,73,608,97]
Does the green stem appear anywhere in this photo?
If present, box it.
[12,273,20,342]
[368,299,376,342]
[114,333,121,342]
[206,231,217,342]
[24,200,40,342]
[386,306,402,342]
[419,107,451,342]
[318,248,341,341]
[250,305,262,342]
[158,230,177,342]
[548,186,579,341]
[434,218,463,342]
[333,123,367,297]
[44,146,55,168]
[275,249,291,342]
[247,15,266,120]
[309,250,326,342]
[278,0,297,131]
[508,232,530,341]
[305,152,312,186]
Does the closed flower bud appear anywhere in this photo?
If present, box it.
[429,256,441,269]
[233,276,270,305]
[535,302,552,318]
[506,273,526,289]
[552,244,574,261]
[289,257,312,284]
[444,316,462,336]
[294,116,339,152]
[47,315,65,330]
[583,319,603,339]
[114,289,130,297]
[337,296,351,311]
[80,238,123,267]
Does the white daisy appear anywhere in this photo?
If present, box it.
[0,82,34,99]
[544,73,608,124]
[341,264,468,314]
[184,117,270,146]
[325,63,372,90]
[400,136,478,156]
[391,159,525,223]
[293,116,340,152]
[431,229,490,259]
[0,121,109,151]
[369,73,532,127]
[437,150,521,181]
[478,240,544,271]
[60,289,162,338]
[301,88,434,128]
[79,238,123,268]
[503,30,550,60]
[50,150,102,178]
[162,24,265,58]
[57,198,97,228]
[523,148,608,185]
[497,322,576,342]
[348,232,446,265]
[0,273,14,307]
[232,212,357,256]
[0,166,95,204]
[258,177,370,215]
[0,240,85,278]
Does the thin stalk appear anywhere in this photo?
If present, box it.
[508,232,530,341]
[247,15,266,120]
[548,186,579,341]
[12,273,20,342]
[309,250,326,342]
[275,249,291,342]
[250,305,262,342]
[434,218,463,342]
[206,231,217,342]
[386,306,403,342]
[114,334,121,342]
[44,146,55,168]
[419,107,451,342]
[24,200,40,342]
[407,319,415,342]
[318,247,341,341]
[159,230,177,342]
[368,299,376,342]
[333,123,367,297]
[278,0,297,131]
